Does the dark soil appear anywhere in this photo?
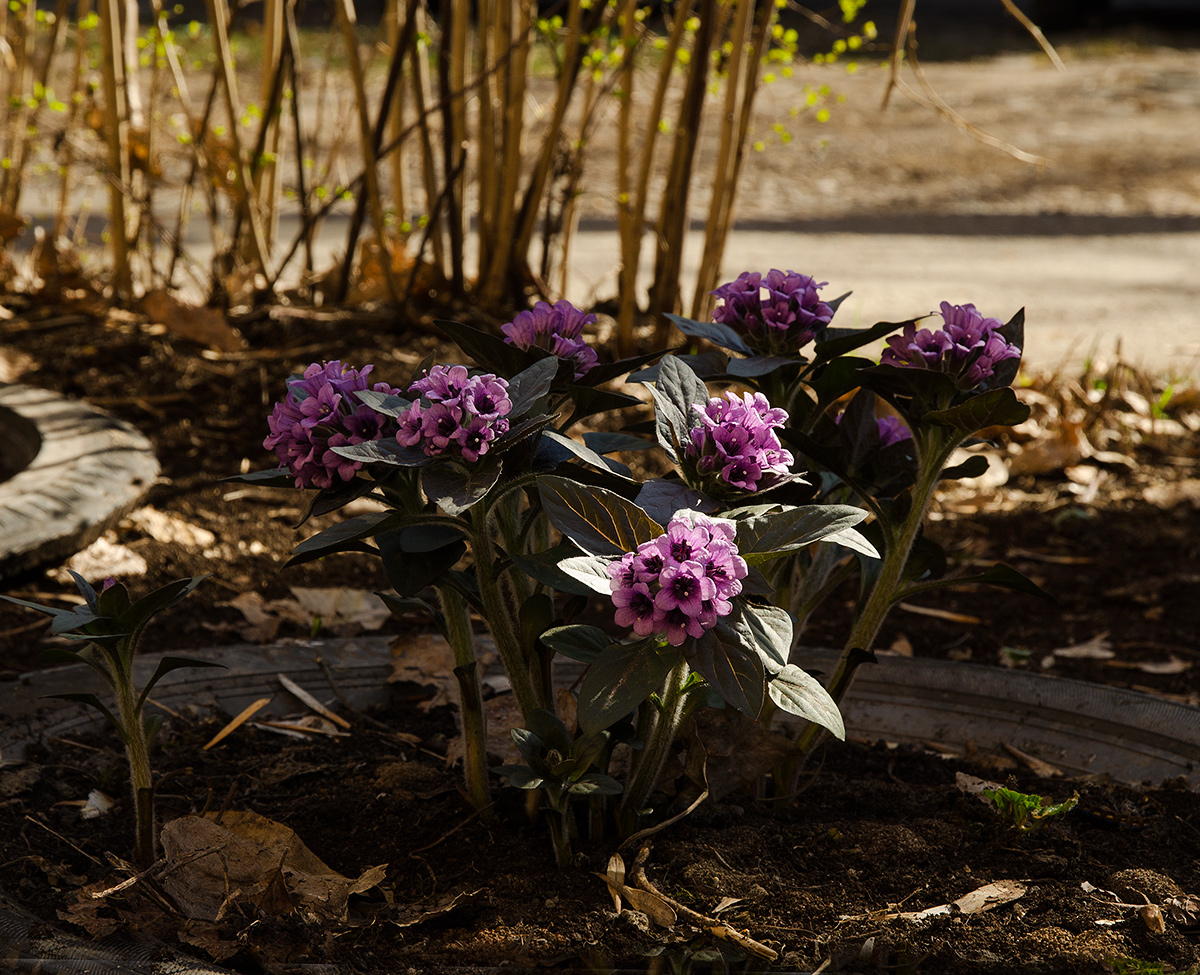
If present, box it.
[1,308,1200,973]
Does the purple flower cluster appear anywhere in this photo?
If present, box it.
[264,361,398,489]
[607,512,748,647]
[685,391,794,493]
[881,302,1021,389]
[501,299,599,378]
[396,364,512,463]
[711,269,835,356]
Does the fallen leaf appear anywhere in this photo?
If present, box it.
[141,290,246,353]
[897,880,1026,923]
[160,810,385,923]
[51,534,148,583]
[392,888,482,928]
[1043,631,1113,667]
[128,506,216,549]
[598,854,677,927]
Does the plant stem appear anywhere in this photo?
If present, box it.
[794,432,956,755]
[619,657,691,835]
[471,506,543,720]
[113,675,154,868]
[439,584,492,819]
[546,798,573,870]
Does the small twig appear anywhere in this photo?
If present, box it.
[630,845,779,961]
[407,804,493,857]
[23,815,101,864]
[997,0,1065,71]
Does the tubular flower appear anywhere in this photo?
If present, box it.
[264,361,399,489]
[501,299,599,378]
[396,364,512,463]
[881,302,1021,389]
[685,391,794,494]
[711,269,835,356]
[607,511,748,647]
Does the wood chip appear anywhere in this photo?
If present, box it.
[278,673,352,730]
[204,698,272,750]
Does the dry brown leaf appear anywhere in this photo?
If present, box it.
[141,290,246,353]
[128,506,217,549]
[1044,631,1114,665]
[897,880,1026,923]
[598,854,677,927]
[160,810,385,923]
[0,206,27,243]
[392,888,482,928]
[1144,479,1200,510]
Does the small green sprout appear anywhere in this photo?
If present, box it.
[981,786,1078,832]
[2,573,216,867]
[494,709,622,868]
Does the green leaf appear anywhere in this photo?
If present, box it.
[332,438,434,467]
[376,593,438,621]
[353,388,413,417]
[734,504,869,564]
[537,476,663,557]
[941,454,991,481]
[421,463,501,515]
[436,318,549,379]
[583,432,654,454]
[924,386,1031,436]
[726,354,796,378]
[634,479,720,526]
[913,562,1053,601]
[566,774,624,797]
[539,624,612,664]
[559,386,643,430]
[287,510,401,566]
[666,313,751,354]
[493,765,545,790]
[767,664,845,739]
[519,593,556,651]
[136,656,227,712]
[44,692,128,743]
[223,467,297,487]
[689,622,766,717]
[814,318,911,361]
[509,543,603,597]
[737,602,793,674]
[989,308,1025,390]
[578,640,675,734]
[647,355,710,463]
[820,526,880,559]
[376,527,466,596]
[541,430,634,480]
[629,351,730,386]
[557,555,616,595]
[507,356,560,417]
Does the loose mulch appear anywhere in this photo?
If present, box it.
[1,307,1199,973]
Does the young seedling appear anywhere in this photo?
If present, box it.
[2,573,214,867]
[980,785,1079,832]
[493,710,622,868]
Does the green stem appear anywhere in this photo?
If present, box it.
[546,797,573,869]
[794,432,958,755]
[113,677,154,868]
[471,505,544,719]
[619,657,692,836]
[438,584,492,819]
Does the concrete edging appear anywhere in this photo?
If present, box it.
[0,383,159,581]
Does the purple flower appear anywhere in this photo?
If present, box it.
[684,391,794,495]
[711,269,835,356]
[396,364,512,462]
[876,415,912,447]
[264,361,400,489]
[501,299,599,378]
[881,302,1021,389]
[607,511,747,647]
